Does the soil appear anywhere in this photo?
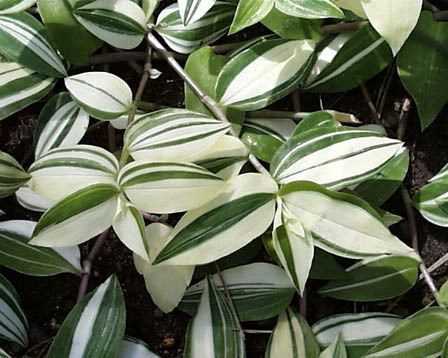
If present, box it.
[1,9,448,358]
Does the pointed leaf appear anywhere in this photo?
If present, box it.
[320,334,348,358]
[229,0,274,34]
[275,0,344,19]
[178,0,217,25]
[0,150,30,198]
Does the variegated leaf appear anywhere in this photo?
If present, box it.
[365,307,448,358]
[47,275,126,358]
[65,71,133,120]
[15,186,52,212]
[74,0,147,50]
[120,337,160,358]
[275,0,344,19]
[266,308,320,358]
[184,276,245,358]
[153,173,277,266]
[30,184,119,247]
[0,0,36,14]
[155,1,235,54]
[119,161,226,214]
[0,273,28,347]
[29,145,119,201]
[178,0,216,25]
[35,92,90,159]
[334,0,366,17]
[180,263,295,322]
[0,220,81,276]
[216,36,315,111]
[0,12,67,77]
[134,223,194,313]
[0,62,55,121]
[271,127,404,190]
[229,0,274,34]
[313,312,402,357]
[0,150,30,198]
[124,108,230,162]
[320,334,347,358]
[280,182,415,259]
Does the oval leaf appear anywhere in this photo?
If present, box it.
[0,0,35,14]
[0,150,30,198]
[275,0,344,19]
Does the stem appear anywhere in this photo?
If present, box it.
[77,229,110,302]
[361,83,380,124]
[434,11,448,21]
[243,330,272,334]
[147,32,270,176]
[321,21,367,34]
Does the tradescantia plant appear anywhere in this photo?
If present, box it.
[0,0,448,357]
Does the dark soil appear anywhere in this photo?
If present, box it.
[1,18,448,358]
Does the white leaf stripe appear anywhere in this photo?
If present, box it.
[0,273,28,347]
[0,0,35,14]
[69,78,129,108]
[178,0,216,25]
[0,13,66,77]
[275,0,343,19]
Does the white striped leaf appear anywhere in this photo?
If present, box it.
[319,255,419,302]
[266,308,320,358]
[271,127,404,190]
[313,312,401,357]
[229,0,274,34]
[124,108,230,162]
[134,223,194,313]
[178,0,216,25]
[275,0,344,19]
[35,92,90,159]
[65,71,133,120]
[361,0,422,56]
[194,135,249,179]
[272,201,314,295]
[180,263,295,322]
[155,2,236,54]
[0,273,28,348]
[30,184,119,247]
[280,182,415,259]
[0,347,10,358]
[29,144,119,201]
[414,165,448,227]
[0,62,55,121]
[0,12,67,77]
[142,0,159,21]
[184,275,245,358]
[216,36,315,111]
[320,334,347,358]
[0,220,81,276]
[47,275,126,358]
[365,307,448,358]
[0,150,30,198]
[153,173,277,266]
[113,196,150,261]
[119,161,226,214]
[305,24,393,92]
[74,0,147,50]
[120,337,160,358]
[0,0,35,14]
[15,186,52,212]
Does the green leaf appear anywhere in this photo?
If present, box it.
[47,275,126,358]
[141,0,159,21]
[184,275,245,358]
[119,338,160,358]
[0,0,35,14]
[319,255,419,302]
[37,0,103,65]
[360,0,422,56]
[0,273,28,348]
[0,12,67,77]
[65,71,133,120]
[310,249,345,280]
[271,127,404,190]
[178,0,217,25]
[0,62,55,121]
[320,334,347,358]
[180,263,295,322]
[154,173,277,265]
[266,308,320,358]
[124,108,230,162]
[275,0,344,19]
[34,92,90,159]
[0,150,30,198]
[229,0,273,34]
[313,312,402,357]
[30,184,119,247]
[439,280,448,308]
[134,223,194,313]
[29,144,119,201]
[365,307,448,358]
[155,2,235,54]
[293,111,340,135]
[119,161,226,214]
[0,220,81,276]
[216,36,315,111]
[280,181,415,259]
[397,11,448,130]
[74,0,147,50]
[305,24,393,92]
